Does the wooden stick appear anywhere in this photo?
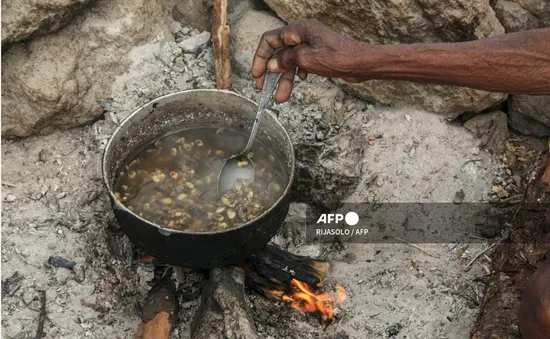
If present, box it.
[392,236,440,259]
[466,243,496,268]
[211,0,232,89]
[35,291,46,339]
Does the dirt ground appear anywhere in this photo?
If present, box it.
[1,97,506,339]
[1,7,539,339]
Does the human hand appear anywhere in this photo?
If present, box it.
[251,18,368,103]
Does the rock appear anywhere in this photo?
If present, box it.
[386,323,403,337]
[1,0,95,47]
[227,0,259,26]
[336,80,507,120]
[5,194,17,203]
[265,0,504,43]
[479,215,503,238]
[463,111,509,154]
[73,263,87,283]
[22,289,37,305]
[38,149,51,163]
[172,0,211,32]
[179,31,211,53]
[263,0,507,118]
[292,128,366,210]
[453,190,465,204]
[1,0,172,138]
[492,0,540,33]
[172,0,263,31]
[512,0,550,27]
[508,95,550,136]
[169,21,182,35]
[231,10,284,77]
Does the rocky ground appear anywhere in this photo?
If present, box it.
[2,4,548,339]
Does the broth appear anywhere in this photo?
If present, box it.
[114,127,288,232]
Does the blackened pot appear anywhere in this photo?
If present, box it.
[102,90,294,269]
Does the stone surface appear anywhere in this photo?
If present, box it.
[265,0,505,44]
[508,95,550,136]
[231,10,285,78]
[172,0,211,32]
[263,0,507,118]
[179,31,211,52]
[172,0,267,31]
[337,80,507,120]
[227,0,263,26]
[1,0,172,138]
[292,128,367,210]
[512,0,550,27]
[1,0,95,47]
[463,111,509,154]
[492,0,540,32]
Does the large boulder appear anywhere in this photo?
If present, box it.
[172,0,269,31]
[1,0,95,47]
[263,0,507,118]
[231,10,285,77]
[463,111,509,154]
[511,0,550,27]
[172,0,211,32]
[1,0,172,138]
[336,80,506,119]
[508,95,550,136]
[492,0,540,32]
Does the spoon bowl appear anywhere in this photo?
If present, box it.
[217,71,282,196]
[217,154,255,195]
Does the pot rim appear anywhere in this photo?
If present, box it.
[102,88,295,236]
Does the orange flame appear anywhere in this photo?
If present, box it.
[281,279,346,326]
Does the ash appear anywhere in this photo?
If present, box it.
[2,8,513,339]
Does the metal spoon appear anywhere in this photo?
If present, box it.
[217,71,282,196]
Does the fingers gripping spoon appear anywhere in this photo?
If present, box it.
[217,71,283,196]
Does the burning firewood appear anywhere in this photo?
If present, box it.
[282,279,346,328]
[243,245,345,327]
[244,244,330,294]
[136,245,346,334]
[134,268,179,339]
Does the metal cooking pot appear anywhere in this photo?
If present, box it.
[102,89,295,269]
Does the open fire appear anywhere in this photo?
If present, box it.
[136,244,345,338]
[281,279,346,327]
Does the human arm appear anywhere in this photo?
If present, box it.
[252,19,550,103]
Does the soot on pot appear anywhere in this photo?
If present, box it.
[114,127,288,232]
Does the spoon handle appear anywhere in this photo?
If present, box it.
[242,71,282,154]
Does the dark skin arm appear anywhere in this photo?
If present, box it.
[252,19,550,103]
